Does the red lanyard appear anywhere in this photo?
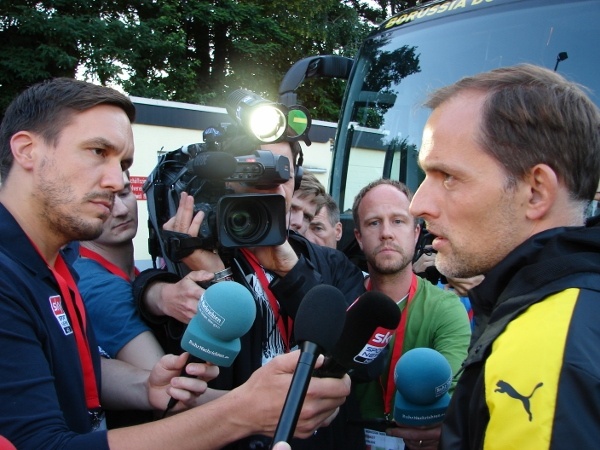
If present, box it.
[79,246,139,282]
[240,248,293,351]
[367,273,418,416]
[44,251,101,410]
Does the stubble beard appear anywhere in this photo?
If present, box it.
[36,171,109,243]
[369,246,413,276]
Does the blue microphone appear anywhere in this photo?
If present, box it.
[164,281,256,415]
[180,281,256,366]
[393,347,452,426]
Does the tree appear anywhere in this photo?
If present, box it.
[0,0,133,114]
[0,0,423,121]
[116,0,378,120]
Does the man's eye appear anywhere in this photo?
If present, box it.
[443,173,456,187]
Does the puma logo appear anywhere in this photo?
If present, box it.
[495,380,543,421]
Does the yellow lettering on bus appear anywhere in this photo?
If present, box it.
[451,0,467,10]
[383,0,493,30]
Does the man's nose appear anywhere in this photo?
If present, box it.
[111,196,128,217]
[409,182,430,219]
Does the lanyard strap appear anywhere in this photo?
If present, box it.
[79,246,139,282]
[367,273,418,416]
[240,248,293,351]
[52,254,101,409]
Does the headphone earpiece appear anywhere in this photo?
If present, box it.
[294,165,303,191]
[294,147,304,191]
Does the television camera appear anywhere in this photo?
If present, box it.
[144,89,311,276]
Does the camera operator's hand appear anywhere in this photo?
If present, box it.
[147,271,212,323]
[163,192,225,273]
[412,247,436,274]
[252,240,299,278]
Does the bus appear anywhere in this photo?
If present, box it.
[278,0,600,256]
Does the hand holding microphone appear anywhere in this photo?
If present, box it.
[271,284,347,446]
[387,348,450,450]
[163,281,256,415]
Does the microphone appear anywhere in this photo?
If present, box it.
[164,281,256,414]
[314,290,401,378]
[186,151,238,179]
[393,347,452,426]
[271,284,347,446]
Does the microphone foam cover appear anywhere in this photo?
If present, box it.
[334,291,400,367]
[293,284,347,354]
[393,347,452,426]
[181,281,256,367]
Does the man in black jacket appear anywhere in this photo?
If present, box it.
[409,63,600,449]
[135,138,367,450]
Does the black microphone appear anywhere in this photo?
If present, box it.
[314,291,401,378]
[186,150,238,179]
[163,281,256,416]
[271,284,347,446]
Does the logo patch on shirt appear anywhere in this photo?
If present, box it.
[49,295,73,335]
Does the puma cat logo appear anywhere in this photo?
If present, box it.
[495,380,543,421]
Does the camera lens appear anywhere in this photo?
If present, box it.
[217,194,286,248]
[222,198,270,245]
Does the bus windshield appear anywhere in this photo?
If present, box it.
[331,0,600,213]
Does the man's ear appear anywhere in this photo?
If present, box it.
[523,164,558,221]
[414,223,421,246]
[10,131,36,170]
[334,222,343,242]
[354,228,363,250]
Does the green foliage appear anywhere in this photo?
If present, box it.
[0,0,409,121]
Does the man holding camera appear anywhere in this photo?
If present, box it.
[136,134,367,449]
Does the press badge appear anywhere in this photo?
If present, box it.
[365,428,405,450]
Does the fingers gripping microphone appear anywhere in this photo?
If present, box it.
[164,281,256,414]
[271,284,347,446]
[314,291,401,378]
[393,348,452,426]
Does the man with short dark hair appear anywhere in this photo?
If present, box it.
[288,171,327,234]
[0,78,350,450]
[306,193,343,249]
[409,64,600,449]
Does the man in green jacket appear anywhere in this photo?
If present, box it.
[352,178,471,450]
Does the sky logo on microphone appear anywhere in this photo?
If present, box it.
[353,327,395,364]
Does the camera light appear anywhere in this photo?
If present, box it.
[247,103,287,143]
[226,89,311,145]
